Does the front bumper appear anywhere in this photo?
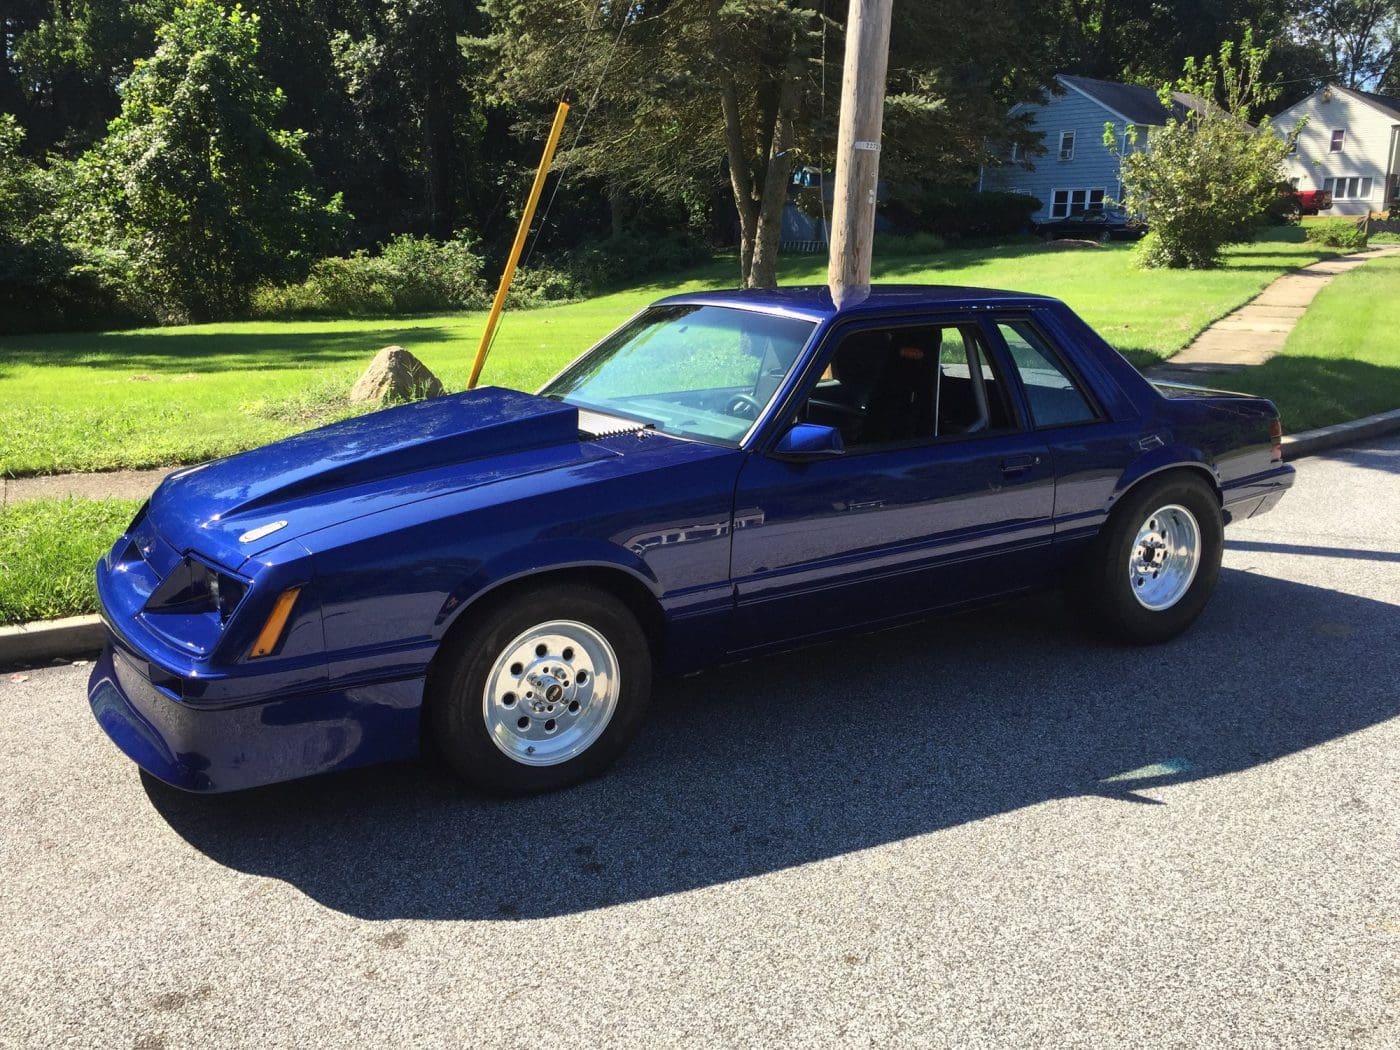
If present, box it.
[88,630,425,793]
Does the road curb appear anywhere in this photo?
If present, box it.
[0,615,105,669]
[1283,407,1400,459]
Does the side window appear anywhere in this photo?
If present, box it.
[997,321,1097,428]
[796,324,1016,450]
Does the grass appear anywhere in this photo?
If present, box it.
[0,229,1338,476]
[0,498,141,625]
[1221,252,1400,432]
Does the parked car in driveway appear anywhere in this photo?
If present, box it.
[1034,206,1148,241]
[89,285,1294,796]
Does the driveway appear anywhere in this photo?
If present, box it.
[3,438,1397,1049]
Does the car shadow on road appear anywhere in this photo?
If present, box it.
[144,568,1399,921]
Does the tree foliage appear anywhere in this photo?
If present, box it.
[1112,34,1294,269]
[70,0,343,321]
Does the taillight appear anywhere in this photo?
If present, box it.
[1269,418,1283,463]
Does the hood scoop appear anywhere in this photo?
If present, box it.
[149,387,583,564]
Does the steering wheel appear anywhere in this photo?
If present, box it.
[726,393,763,419]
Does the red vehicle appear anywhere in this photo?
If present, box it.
[1288,188,1332,216]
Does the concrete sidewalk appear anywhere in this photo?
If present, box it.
[1148,245,1400,384]
[0,467,172,508]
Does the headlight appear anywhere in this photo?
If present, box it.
[145,557,248,624]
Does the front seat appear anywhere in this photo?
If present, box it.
[858,329,941,444]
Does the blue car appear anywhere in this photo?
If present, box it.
[89,286,1294,795]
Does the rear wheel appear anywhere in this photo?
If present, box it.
[428,584,653,794]
[1078,473,1223,644]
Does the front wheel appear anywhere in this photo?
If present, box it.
[428,584,653,794]
[1077,474,1224,644]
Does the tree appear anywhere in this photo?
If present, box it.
[1111,34,1294,269]
[72,0,342,321]
[489,0,1058,288]
[1292,0,1400,90]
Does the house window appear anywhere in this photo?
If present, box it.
[1289,177,1300,188]
[1330,129,1345,152]
[1323,176,1373,200]
[1009,143,1020,162]
[1050,188,1106,218]
[1058,131,1075,161]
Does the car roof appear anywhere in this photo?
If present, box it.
[651,284,1058,322]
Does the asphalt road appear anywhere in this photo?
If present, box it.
[3,438,1398,1049]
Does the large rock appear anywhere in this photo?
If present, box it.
[349,346,445,404]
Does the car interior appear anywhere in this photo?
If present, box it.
[799,324,1015,448]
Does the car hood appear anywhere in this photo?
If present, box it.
[147,387,603,570]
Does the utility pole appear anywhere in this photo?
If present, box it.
[827,0,893,308]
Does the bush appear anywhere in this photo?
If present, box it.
[252,234,487,318]
[884,188,1042,240]
[1304,219,1369,251]
[873,232,947,257]
[1117,35,1292,269]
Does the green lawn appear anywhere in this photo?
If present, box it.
[0,498,141,625]
[0,229,1336,476]
[1221,252,1400,432]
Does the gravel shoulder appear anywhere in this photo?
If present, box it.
[2,438,1397,1049]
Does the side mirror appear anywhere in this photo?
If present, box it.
[772,423,844,460]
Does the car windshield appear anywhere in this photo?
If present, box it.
[541,304,817,445]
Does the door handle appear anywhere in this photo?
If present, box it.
[999,454,1041,476]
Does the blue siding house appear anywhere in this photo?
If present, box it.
[980,75,1203,223]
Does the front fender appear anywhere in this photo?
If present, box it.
[434,538,663,633]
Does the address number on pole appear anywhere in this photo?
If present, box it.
[854,140,881,152]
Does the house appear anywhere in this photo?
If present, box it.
[1274,84,1400,216]
[979,74,1204,223]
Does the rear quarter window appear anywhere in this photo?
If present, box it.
[997,321,1098,428]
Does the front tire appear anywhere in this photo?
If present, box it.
[428,584,653,795]
[1078,473,1223,644]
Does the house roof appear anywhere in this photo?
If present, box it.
[1337,84,1400,121]
[1056,74,1205,126]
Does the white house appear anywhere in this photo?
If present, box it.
[979,74,1205,223]
[1275,84,1400,215]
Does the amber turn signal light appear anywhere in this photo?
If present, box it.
[249,587,302,659]
[1269,419,1283,463]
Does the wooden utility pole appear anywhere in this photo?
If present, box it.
[827,0,893,308]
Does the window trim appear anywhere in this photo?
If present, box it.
[1329,128,1345,153]
[982,315,1106,431]
[1049,187,1107,219]
[765,317,1027,458]
[1058,130,1076,161]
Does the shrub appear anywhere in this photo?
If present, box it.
[1116,34,1292,269]
[873,232,947,257]
[252,234,487,318]
[1304,219,1369,251]
[884,188,1042,240]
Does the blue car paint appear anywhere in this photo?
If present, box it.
[89,285,1296,792]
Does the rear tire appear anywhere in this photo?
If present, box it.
[1077,473,1223,644]
[428,584,653,795]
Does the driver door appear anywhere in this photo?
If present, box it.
[728,319,1055,652]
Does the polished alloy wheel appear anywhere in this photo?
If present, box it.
[1127,503,1201,611]
[482,619,620,766]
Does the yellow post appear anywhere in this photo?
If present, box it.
[467,97,572,389]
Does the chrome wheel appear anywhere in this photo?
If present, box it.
[482,620,620,767]
[1128,504,1201,611]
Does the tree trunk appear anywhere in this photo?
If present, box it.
[719,75,760,285]
[748,70,803,288]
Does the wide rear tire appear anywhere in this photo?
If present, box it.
[428,584,653,795]
[1078,473,1223,644]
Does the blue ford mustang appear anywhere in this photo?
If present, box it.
[89,286,1295,795]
